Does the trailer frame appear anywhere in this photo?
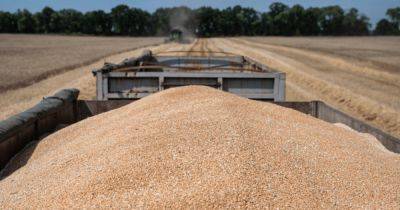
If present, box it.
[93,50,286,101]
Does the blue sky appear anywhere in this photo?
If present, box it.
[1,0,399,25]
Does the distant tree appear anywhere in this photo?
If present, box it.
[303,7,322,35]
[151,8,170,36]
[218,7,236,36]
[130,8,153,36]
[386,7,400,32]
[386,7,400,26]
[269,2,289,17]
[16,9,36,33]
[195,7,221,37]
[356,15,370,35]
[288,4,306,35]
[34,7,55,33]
[374,19,398,35]
[343,8,370,35]
[0,4,392,37]
[374,7,400,35]
[320,6,345,35]
[268,2,290,35]
[0,11,18,33]
[214,6,258,36]
[240,7,259,36]
[49,12,62,33]
[259,12,272,35]
[111,5,154,36]
[111,5,131,35]
[57,9,83,33]
[82,10,112,35]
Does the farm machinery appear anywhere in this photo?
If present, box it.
[164,28,192,43]
[1,50,399,174]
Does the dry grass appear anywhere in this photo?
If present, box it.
[0,34,163,90]
[0,86,399,208]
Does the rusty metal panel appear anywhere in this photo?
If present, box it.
[223,78,274,95]
[108,77,159,93]
[103,72,280,100]
[102,76,108,100]
[164,77,218,88]
[277,73,286,101]
[96,72,103,100]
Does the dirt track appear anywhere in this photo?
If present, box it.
[1,37,399,138]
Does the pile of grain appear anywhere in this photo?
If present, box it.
[0,86,399,208]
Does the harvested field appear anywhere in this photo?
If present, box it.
[1,36,399,139]
[211,37,400,138]
[0,86,399,208]
[0,40,175,120]
[0,34,163,91]
[242,36,400,72]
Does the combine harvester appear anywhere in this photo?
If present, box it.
[164,28,192,43]
[0,50,399,170]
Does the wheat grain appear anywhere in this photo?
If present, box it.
[0,86,398,208]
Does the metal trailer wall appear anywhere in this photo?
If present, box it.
[313,101,400,153]
[0,89,79,170]
[96,71,286,101]
[93,54,286,101]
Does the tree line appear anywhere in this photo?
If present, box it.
[0,3,399,36]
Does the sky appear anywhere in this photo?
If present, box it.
[0,0,399,26]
